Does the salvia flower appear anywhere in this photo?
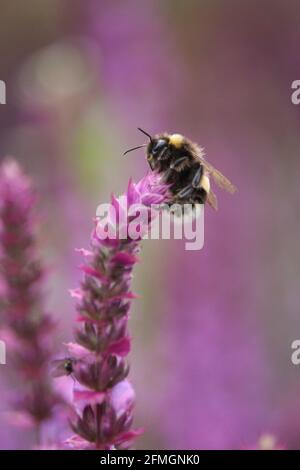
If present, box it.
[62,172,169,449]
[0,158,61,444]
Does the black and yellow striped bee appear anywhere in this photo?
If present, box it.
[124,128,236,209]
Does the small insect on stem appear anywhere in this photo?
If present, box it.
[51,357,75,378]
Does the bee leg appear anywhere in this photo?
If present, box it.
[147,157,155,170]
[177,184,194,199]
[170,156,189,171]
[162,167,173,182]
[191,165,203,188]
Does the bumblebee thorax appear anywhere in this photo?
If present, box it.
[169,133,184,148]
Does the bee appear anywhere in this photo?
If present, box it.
[51,357,75,378]
[124,128,236,209]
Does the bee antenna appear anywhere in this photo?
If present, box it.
[123,144,147,156]
[137,127,153,142]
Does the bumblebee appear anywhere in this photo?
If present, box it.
[124,128,236,209]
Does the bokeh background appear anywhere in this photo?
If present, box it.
[0,0,300,449]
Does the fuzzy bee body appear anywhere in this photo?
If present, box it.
[124,129,237,209]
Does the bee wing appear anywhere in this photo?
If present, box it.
[206,189,218,210]
[192,150,237,194]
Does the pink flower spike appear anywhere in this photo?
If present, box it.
[64,342,90,359]
[107,336,131,357]
[79,264,108,283]
[111,252,139,266]
[141,192,166,205]
[114,429,144,448]
[69,288,83,300]
[104,291,138,304]
[65,435,94,450]
[60,173,168,449]
[0,159,62,447]
[75,248,93,257]
[110,193,126,224]
[110,380,135,417]
[75,315,99,323]
[73,388,105,407]
[127,178,141,206]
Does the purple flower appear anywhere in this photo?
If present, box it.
[62,172,168,449]
[0,158,61,444]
